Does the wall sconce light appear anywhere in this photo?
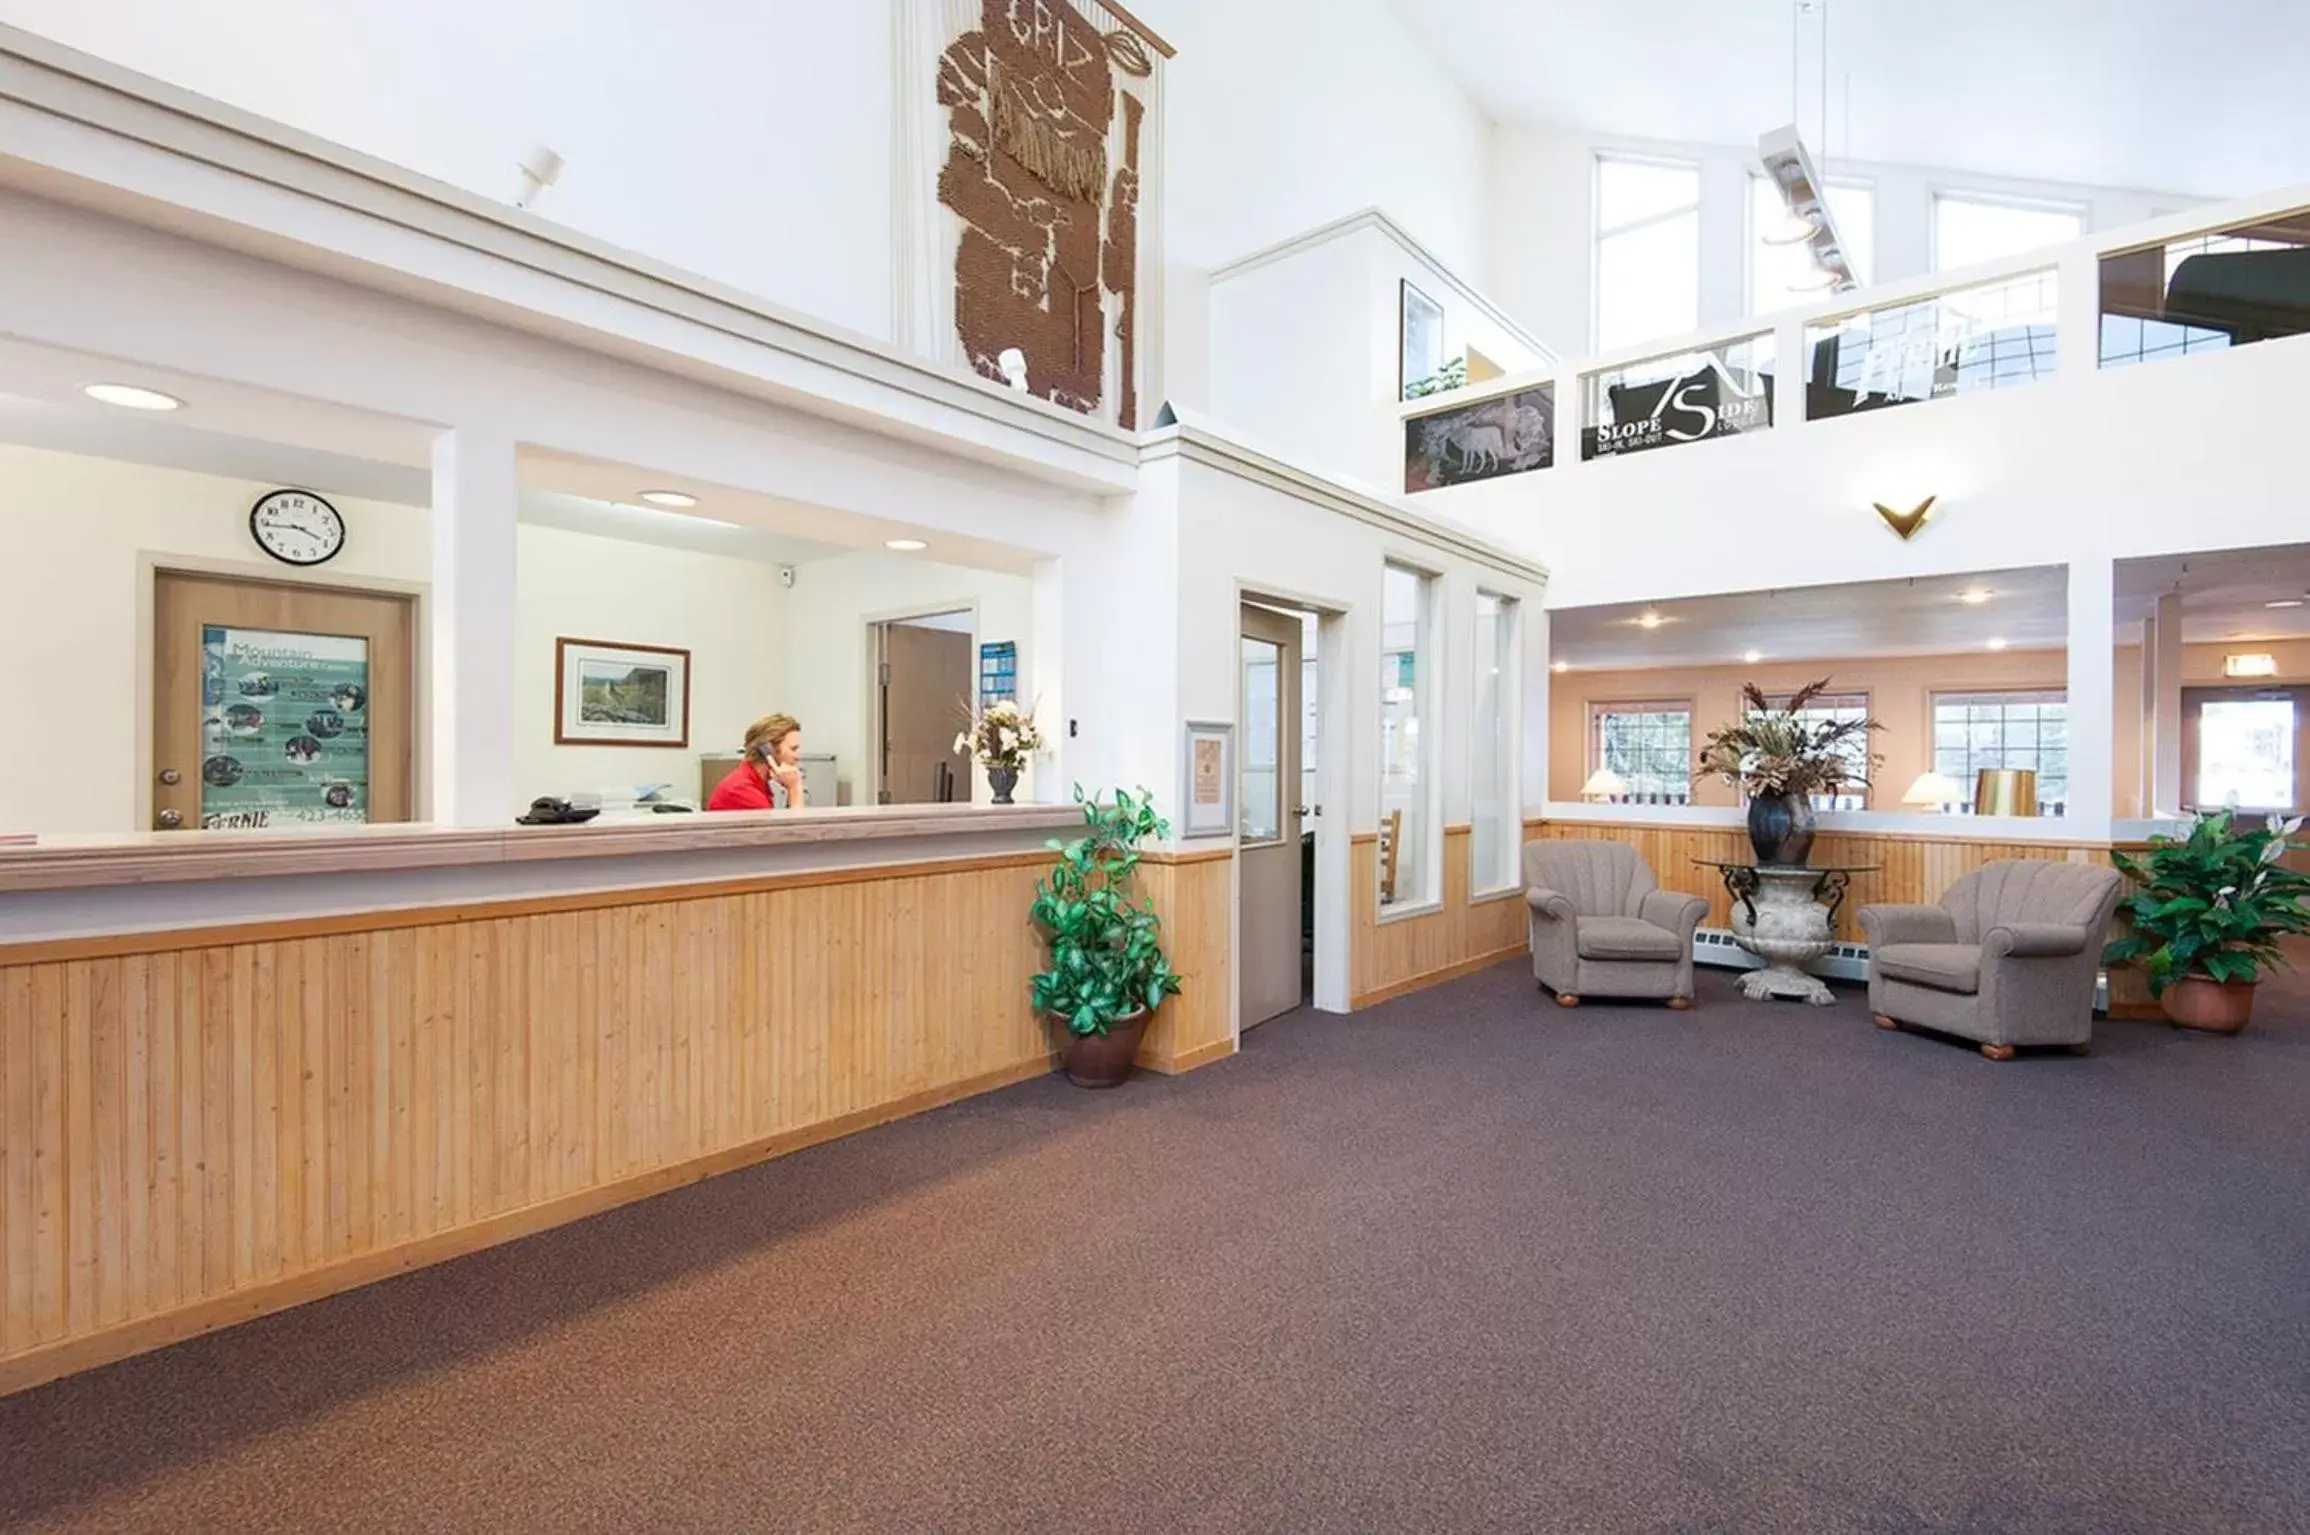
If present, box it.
[1580,769,1629,803]
[1873,495,1937,541]
[2225,652,2280,679]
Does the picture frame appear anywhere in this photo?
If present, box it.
[554,637,692,748]
[1180,719,1236,839]
[1399,279,1446,401]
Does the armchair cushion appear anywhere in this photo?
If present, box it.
[1875,942,1982,995]
[1575,915,1685,963]
[1984,922,2089,959]
[1858,903,1959,948]
[1638,889,1709,936]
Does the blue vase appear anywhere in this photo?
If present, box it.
[1747,792,1815,866]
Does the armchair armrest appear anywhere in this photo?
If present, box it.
[1525,886,1575,923]
[1858,903,1958,948]
[1984,922,2088,959]
[1638,888,1708,937]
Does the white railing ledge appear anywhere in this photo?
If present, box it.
[1541,801,2107,846]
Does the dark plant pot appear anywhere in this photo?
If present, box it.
[1746,791,1816,866]
[987,766,1019,805]
[2161,976,2256,1033]
[1056,1009,1149,1088]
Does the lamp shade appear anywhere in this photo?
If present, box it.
[1580,768,1629,801]
[1901,772,1965,810]
[1974,768,2039,817]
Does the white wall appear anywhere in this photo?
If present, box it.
[781,550,1037,806]
[1487,123,2204,359]
[0,445,429,835]
[0,0,898,341]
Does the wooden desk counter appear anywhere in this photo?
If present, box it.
[0,804,1235,1395]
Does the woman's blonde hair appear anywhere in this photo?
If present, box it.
[743,713,801,761]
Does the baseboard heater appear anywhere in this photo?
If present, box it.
[1692,927,2113,1012]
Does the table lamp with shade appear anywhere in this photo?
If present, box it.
[1580,768,1630,803]
[1901,771,1966,813]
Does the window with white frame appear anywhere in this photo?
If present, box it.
[1379,564,1437,908]
[1933,194,2084,272]
[1933,690,2068,812]
[1749,175,1875,316]
[1589,701,1693,804]
[1753,690,1872,809]
[2193,693,2298,811]
[1470,593,1519,892]
[1595,156,1701,354]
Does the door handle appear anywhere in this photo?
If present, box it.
[156,808,183,829]
[158,768,182,786]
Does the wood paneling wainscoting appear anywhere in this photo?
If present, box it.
[1137,846,1236,1072]
[0,844,1229,1396]
[1533,818,2156,1017]
[1351,824,1535,1008]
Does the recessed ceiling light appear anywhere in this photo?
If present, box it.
[83,382,183,411]
[1636,612,1664,630]
[2266,598,2304,609]
[1986,637,2009,651]
[636,489,697,508]
[1743,649,1763,664]
[1956,588,1992,605]
[884,538,929,552]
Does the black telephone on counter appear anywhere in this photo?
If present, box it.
[516,796,600,826]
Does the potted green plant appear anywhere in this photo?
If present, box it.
[2104,809,2310,1033]
[1030,786,1183,1087]
[1697,679,1883,865]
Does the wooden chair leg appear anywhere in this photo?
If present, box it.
[1980,1043,2018,1062]
[2065,1041,2091,1056]
[1873,1014,1899,1031]
[1665,996,1691,1010]
[1555,992,1580,1008]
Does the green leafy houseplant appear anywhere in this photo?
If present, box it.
[1030,787,1183,1038]
[2104,809,2310,994]
[1405,356,1468,399]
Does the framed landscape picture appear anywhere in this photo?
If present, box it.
[555,637,691,747]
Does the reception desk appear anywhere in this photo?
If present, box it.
[0,805,1234,1394]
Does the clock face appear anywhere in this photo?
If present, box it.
[249,490,346,567]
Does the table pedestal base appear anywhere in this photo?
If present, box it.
[1736,964,1836,1007]
[1718,864,1852,1009]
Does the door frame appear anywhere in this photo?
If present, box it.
[862,598,981,807]
[1237,582,1353,1018]
[138,553,432,830]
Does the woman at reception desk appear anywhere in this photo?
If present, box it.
[708,712,807,811]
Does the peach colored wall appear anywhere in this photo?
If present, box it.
[1550,651,2068,806]
[2113,638,2310,817]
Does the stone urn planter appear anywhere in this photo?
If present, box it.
[987,765,1019,804]
[2160,976,2258,1034]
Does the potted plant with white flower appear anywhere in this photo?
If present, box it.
[954,697,1044,804]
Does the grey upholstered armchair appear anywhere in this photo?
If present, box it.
[1524,841,1709,1009]
[1858,860,2124,1060]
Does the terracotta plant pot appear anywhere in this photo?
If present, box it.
[1055,1009,1149,1088]
[2161,976,2257,1034]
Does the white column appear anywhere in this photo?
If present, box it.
[429,427,520,827]
[2149,590,2185,817]
[2064,556,2116,837]
[1525,605,1552,815]
[1030,556,1065,804]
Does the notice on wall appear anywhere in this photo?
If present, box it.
[199,625,371,829]
[979,640,1019,709]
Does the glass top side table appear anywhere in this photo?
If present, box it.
[1692,860,1883,1006]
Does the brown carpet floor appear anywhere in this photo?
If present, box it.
[4,959,2308,1533]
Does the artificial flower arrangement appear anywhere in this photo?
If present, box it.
[954,697,1045,772]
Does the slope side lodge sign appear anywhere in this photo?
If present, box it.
[1581,338,1776,461]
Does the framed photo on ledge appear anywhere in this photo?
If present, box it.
[554,637,691,748]
[1181,719,1236,839]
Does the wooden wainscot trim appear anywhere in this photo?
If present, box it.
[0,1054,1057,1399]
[1141,843,1236,866]
[1349,830,1381,846]
[0,848,1055,968]
[1352,943,1527,1010]
[1444,823,1474,836]
[1532,815,2118,852]
[1140,1037,1239,1075]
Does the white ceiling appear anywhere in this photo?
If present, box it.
[1392,0,2310,198]
[1551,566,2070,670]
[2117,543,2310,643]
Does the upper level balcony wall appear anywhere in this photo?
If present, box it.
[1414,184,2310,611]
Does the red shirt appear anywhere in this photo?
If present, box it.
[706,763,775,811]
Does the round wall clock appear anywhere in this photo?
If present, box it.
[249,489,346,566]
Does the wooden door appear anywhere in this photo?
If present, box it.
[878,619,973,805]
[154,571,416,831]
[1239,604,1305,1028]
